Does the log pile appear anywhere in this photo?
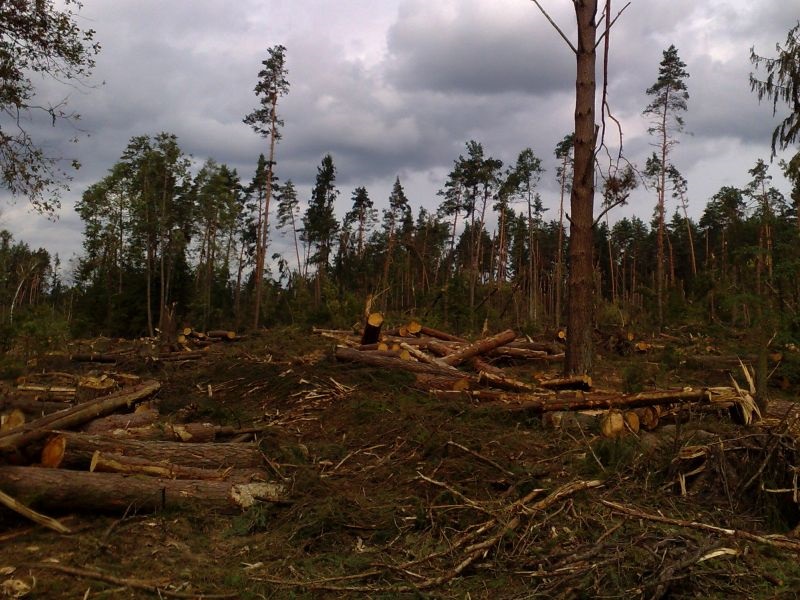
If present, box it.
[0,370,287,529]
[323,319,760,438]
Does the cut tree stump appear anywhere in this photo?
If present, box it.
[41,431,265,470]
[0,466,286,514]
[360,312,384,345]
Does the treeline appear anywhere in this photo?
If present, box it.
[4,133,799,344]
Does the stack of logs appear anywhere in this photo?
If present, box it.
[321,316,755,438]
[0,373,285,531]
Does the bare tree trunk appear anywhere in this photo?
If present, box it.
[565,0,598,376]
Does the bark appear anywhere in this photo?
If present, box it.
[565,0,598,375]
[477,371,538,393]
[440,329,517,367]
[538,374,593,391]
[41,431,265,470]
[488,347,564,362]
[69,353,119,364]
[0,466,286,514]
[429,388,711,413]
[206,330,237,340]
[470,357,505,377]
[82,408,160,434]
[0,380,161,454]
[90,451,235,481]
[419,326,468,343]
[335,346,478,381]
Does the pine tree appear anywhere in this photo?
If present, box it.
[243,45,290,328]
[643,45,689,329]
[750,23,800,156]
[303,154,339,304]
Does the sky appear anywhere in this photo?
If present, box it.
[1,0,798,274]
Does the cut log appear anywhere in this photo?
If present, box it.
[440,329,517,367]
[400,343,458,370]
[414,374,472,392]
[69,353,118,364]
[81,408,160,435]
[207,330,237,340]
[0,395,72,416]
[1,409,25,432]
[41,431,264,470]
[15,384,76,400]
[623,410,640,434]
[505,339,563,354]
[538,375,593,391]
[489,347,564,362]
[76,376,117,403]
[154,350,206,362]
[407,320,422,335]
[429,387,713,413]
[419,326,468,343]
[0,380,161,454]
[635,407,660,431]
[0,466,286,514]
[469,357,504,377]
[360,312,384,345]
[477,371,537,393]
[600,410,625,438]
[90,451,233,480]
[424,339,460,357]
[335,346,478,380]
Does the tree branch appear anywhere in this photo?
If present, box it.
[530,0,577,54]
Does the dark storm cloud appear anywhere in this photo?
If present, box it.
[385,0,575,96]
[2,0,798,263]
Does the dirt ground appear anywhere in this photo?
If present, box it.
[1,327,800,599]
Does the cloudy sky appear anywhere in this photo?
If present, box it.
[2,0,797,270]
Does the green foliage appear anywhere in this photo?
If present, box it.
[583,437,641,477]
[622,363,646,393]
[751,22,800,156]
[7,306,70,361]
[0,0,100,213]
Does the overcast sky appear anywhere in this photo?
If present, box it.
[2,0,797,271]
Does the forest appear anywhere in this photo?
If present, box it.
[2,36,799,373]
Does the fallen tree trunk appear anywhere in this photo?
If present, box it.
[99,422,217,442]
[429,388,712,413]
[69,353,119,364]
[419,326,467,343]
[0,466,286,514]
[470,357,505,377]
[0,396,72,416]
[538,375,593,391]
[206,330,237,341]
[82,408,160,435]
[488,347,565,362]
[90,451,233,480]
[41,431,265,470]
[334,346,478,380]
[0,380,161,454]
[441,329,517,367]
[476,371,538,393]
